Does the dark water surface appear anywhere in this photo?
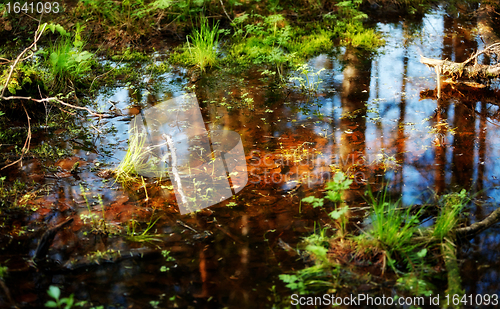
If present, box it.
[2,4,500,308]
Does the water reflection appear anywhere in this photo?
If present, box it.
[4,4,500,308]
[340,47,370,199]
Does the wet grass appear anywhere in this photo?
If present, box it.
[357,186,423,271]
[114,127,148,186]
[186,18,220,72]
[125,215,162,243]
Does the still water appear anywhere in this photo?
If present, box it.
[2,4,500,308]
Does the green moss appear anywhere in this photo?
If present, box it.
[285,30,334,59]
[111,48,150,62]
[338,23,384,50]
[0,62,48,96]
[168,47,193,67]
[30,142,72,161]
[147,62,171,76]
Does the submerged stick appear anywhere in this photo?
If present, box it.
[435,65,441,98]
[0,278,15,307]
[163,134,188,205]
[441,238,464,307]
[34,218,74,262]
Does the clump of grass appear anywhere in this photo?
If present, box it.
[187,17,220,72]
[39,24,94,91]
[114,121,168,187]
[354,187,424,272]
[114,126,149,185]
[364,188,420,251]
[283,175,474,299]
[433,189,468,239]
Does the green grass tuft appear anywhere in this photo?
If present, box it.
[186,17,220,72]
[433,189,468,239]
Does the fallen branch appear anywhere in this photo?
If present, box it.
[420,54,500,80]
[0,22,116,168]
[0,23,46,98]
[455,206,500,239]
[219,0,234,23]
[34,218,74,262]
[1,95,111,118]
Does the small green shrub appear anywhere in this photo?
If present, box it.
[45,285,86,309]
[39,24,94,90]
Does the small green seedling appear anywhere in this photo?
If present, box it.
[45,285,85,309]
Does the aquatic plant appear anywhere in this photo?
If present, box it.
[125,215,162,243]
[30,142,71,161]
[288,64,325,94]
[113,126,150,186]
[433,190,469,298]
[0,177,36,208]
[160,249,176,272]
[85,249,121,264]
[45,285,86,308]
[186,17,221,72]
[79,185,109,234]
[284,180,476,300]
[301,172,352,237]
